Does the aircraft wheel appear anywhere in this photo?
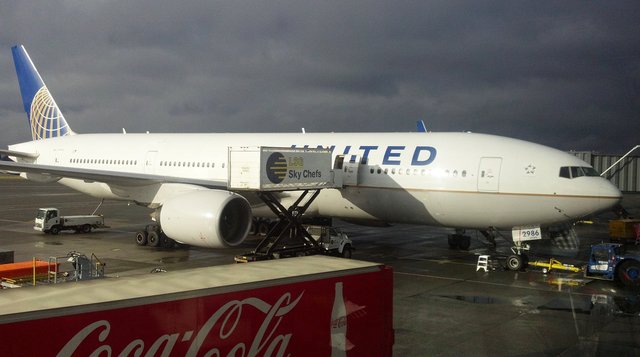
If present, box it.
[447,235,459,249]
[506,254,523,271]
[458,236,471,250]
[147,231,161,247]
[342,245,352,259]
[249,220,258,236]
[258,221,270,236]
[135,231,148,246]
[617,260,640,287]
[50,225,60,235]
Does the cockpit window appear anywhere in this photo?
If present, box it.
[559,166,600,179]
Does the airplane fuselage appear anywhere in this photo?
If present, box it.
[9,131,622,230]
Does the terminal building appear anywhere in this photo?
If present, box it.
[572,150,639,192]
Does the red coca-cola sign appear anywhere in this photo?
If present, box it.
[1,266,393,356]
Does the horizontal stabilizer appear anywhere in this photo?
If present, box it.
[0,149,39,160]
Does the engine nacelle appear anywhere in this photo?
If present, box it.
[160,189,252,248]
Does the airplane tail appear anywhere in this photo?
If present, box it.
[12,45,73,140]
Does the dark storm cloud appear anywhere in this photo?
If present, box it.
[0,1,638,153]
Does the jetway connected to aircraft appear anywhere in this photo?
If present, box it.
[228,146,345,261]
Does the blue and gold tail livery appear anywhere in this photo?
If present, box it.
[12,45,73,140]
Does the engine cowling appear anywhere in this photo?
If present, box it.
[159,189,252,248]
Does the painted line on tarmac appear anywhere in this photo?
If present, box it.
[0,218,31,223]
[394,271,594,297]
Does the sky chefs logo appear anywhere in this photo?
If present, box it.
[266,152,288,184]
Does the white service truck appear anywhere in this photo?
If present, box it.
[306,225,354,258]
[34,208,106,235]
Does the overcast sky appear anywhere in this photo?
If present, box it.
[0,1,638,154]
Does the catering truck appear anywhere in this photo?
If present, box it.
[34,208,107,234]
[0,256,394,356]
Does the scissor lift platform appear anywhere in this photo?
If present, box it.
[228,146,344,263]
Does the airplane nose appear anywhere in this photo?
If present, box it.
[598,179,623,211]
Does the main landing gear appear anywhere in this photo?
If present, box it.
[135,224,182,249]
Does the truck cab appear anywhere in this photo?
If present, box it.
[586,243,640,287]
[34,208,60,233]
[306,225,353,258]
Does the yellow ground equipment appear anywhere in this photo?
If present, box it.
[608,219,640,244]
[528,258,583,273]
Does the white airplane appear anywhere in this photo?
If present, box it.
[1,45,622,269]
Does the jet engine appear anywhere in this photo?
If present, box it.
[159,189,252,248]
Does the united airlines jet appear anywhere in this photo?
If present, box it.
[0,45,622,269]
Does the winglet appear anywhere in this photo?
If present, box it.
[12,45,73,140]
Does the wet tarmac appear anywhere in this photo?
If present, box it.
[0,175,639,356]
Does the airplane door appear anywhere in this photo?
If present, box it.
[343,156,359,186]
[145,151,158,174]
[478,157,502,192]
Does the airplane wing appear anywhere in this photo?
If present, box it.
[0,160,228,190]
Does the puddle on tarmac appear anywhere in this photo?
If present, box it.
[43,241,63,245]
[438,295,501,304]
[538,295,640,316]
[159,256,190,264]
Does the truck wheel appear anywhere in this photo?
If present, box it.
[506,255,523,271]
[341,245,352,259]
[617,260,640,287]
[81,224,92,233]
[135,231,148,246]
[50,225,60,235]
[147,231,161,247]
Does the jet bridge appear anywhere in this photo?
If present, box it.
[228,146,342,262]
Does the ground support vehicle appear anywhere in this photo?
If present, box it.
[528,258,582,273]
[306,225,354,258]
[34,208,107,235]
[235,189,326,262]
[608,219,640,245]
[585,243,640,287]
[0,256,394,356]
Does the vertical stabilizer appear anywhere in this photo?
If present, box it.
[12,45,73,140]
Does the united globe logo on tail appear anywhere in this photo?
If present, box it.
[12,44,73,141]
[29,86,71,140]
